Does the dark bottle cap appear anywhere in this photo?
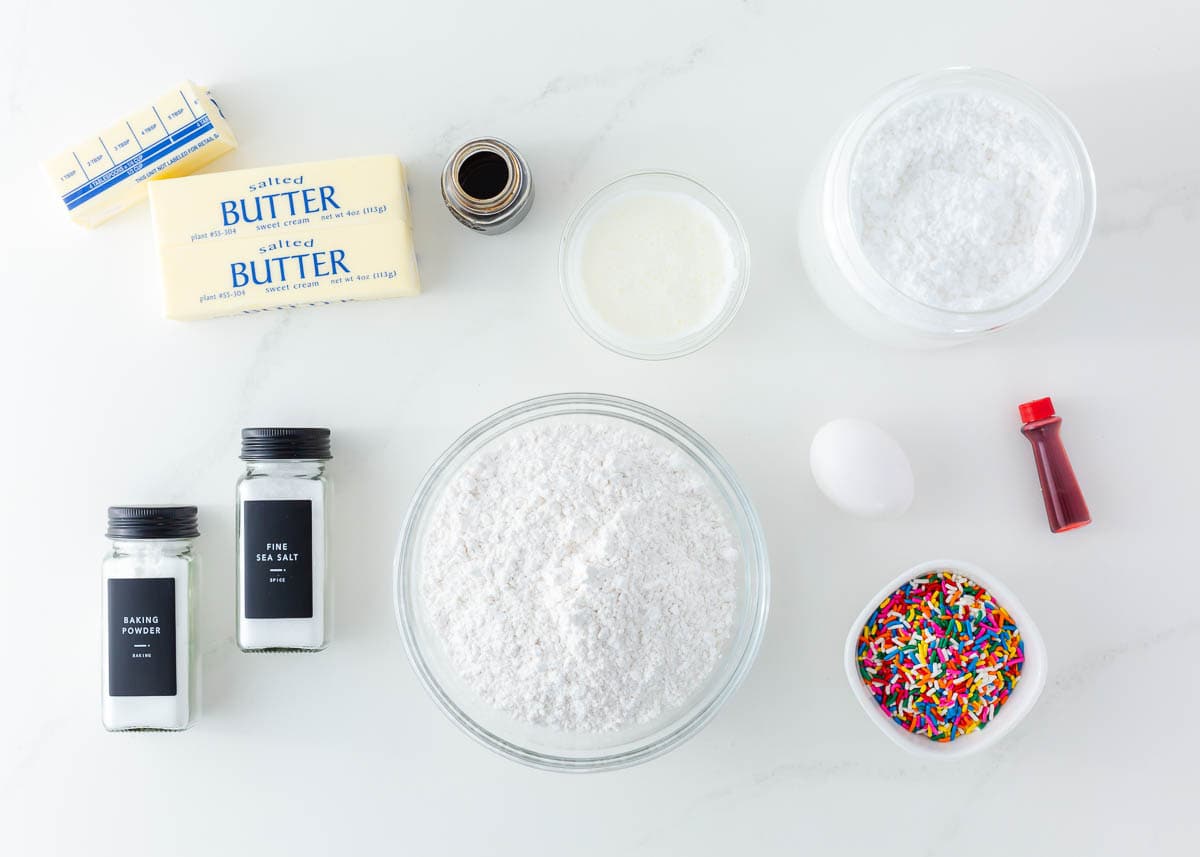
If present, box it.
[107,506,199,540]
[241,427,332,461]
[1018,397,1056,424]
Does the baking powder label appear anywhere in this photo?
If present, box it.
[243,499,314,619]
[107,578,177,697]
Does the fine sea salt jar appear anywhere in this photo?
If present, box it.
[236,428,331,652]
[101,506,199,732]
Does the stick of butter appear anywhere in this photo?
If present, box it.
[43,82,237,228]
[148,156,420,320]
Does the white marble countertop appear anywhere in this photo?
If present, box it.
[2,1,1197,854]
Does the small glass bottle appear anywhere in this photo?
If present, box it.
[101,506,199,731]
[441,137,534,234]
[1019,397,1092,533]
[236,428,332,652]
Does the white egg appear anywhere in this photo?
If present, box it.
[809,418,914,518]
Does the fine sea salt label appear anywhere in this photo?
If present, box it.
[242,500,314,619]
[148,155,420,320]
[106,578,177,697]
[42,81,237,228]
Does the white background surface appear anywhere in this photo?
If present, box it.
[2,1,1197,854]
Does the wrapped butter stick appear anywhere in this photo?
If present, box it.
[43,81,238,228]
[148,156,421,320]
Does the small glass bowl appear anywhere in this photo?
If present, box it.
[800,67,1097,347]
[394,393,770,772]
[559,171,751,360]
[843,559,1048,759]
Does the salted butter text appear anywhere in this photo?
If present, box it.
[220,176,341,226]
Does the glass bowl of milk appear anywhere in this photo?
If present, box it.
[559,171,750,360]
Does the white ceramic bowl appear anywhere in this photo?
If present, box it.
[843,558,1047,758]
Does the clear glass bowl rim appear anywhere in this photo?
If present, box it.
[558,170,751,360]
[393,392,771,772]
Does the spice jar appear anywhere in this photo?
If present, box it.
[236,428,331,652]
[101,506,199,731]
[441,137,534,234]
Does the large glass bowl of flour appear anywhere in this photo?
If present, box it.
[394,393,770,771]
[799,67,1097,347]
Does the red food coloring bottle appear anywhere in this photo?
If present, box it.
[1019,397,1091,533]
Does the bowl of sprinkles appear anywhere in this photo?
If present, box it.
[844,559,1047,758]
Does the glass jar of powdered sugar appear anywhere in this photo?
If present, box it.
[101,506,199,731]
[799,67,1096,347]
[236,428,331,652]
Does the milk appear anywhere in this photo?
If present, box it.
[575,190,737,342]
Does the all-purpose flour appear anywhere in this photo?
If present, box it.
[421,418,739,732]
[851,91,1074,312]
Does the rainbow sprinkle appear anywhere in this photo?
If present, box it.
[855,571,1023,742]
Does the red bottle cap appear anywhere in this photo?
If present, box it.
[1019,397,1056,423]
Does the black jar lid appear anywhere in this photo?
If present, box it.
[241,427,332,461]
[107,506,199,540]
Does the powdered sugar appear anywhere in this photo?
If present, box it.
[420,418,739,733]
[851,90,1074,312]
